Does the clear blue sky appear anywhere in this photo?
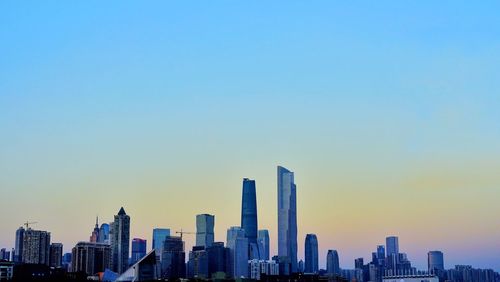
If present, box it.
[1,1,499,270]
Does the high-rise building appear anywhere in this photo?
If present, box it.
[161,236,185,280]
[90,217,100,243]
[227,226,249,278]
[304,234,319,273]
[0,249,9,261]
[49,243,63,268]
[354,257,364,270]
[428,251,444,273]
[98,223,110,244]
[131,238,147,265]
[206,242,229,276]
[196,214,215,248]
[326,250,340,275]
[386,236,399,257]
[187,246,209,279]
[257,230,270,261]
[110,207,130,274]
[14,227,24,263]
[152,228,170,257]
[277,166,298,274]
[71,242,111,275]
[241,178,258,245]
[62,252,72,271]
[377,245,386,266]
[22,229,51,265]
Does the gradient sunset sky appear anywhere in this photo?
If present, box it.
[1,1,499,271]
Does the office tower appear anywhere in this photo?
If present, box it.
[22,229,51,265]
[354,257,364,269]
[226,226,249,278]
[131,238,147,265]
[62,253,72,271]
[49,243,63,268]
[304,234,319,273]
[110,207,130,274]
[386,236,399,256]
[277,166,298,274]
[196,214,215,248]
[0,249,7,261]
[241,178,258,245]
[249,259,280,280]
[428,251,444,273]
[258,230,270,261]
[298,259,304,273]
[326,250,340,275]
[206,242,229,276]
[71,242,112,275]
[187,246,209,279]
[161,236,185,280]
[14,227,24,263]
[98,223,110,244]
[90,217,100,243]
[377,245,385,266]
[152,228,170,256]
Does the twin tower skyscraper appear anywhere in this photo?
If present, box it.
[241,166,298,274]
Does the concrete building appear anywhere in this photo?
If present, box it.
[111,207,130,274]
[277,166,298,274]
[49,243,63,268]
[71,242,111,275]
[22,229,51,265]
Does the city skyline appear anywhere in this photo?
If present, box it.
[1,0,500,274]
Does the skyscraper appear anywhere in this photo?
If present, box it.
[226,226,249,278]
[241,178,258,245]
[161,236,185,280]
[152,228,170,257]
[98,223,110,244]
[14,227,24,263]
[49,243,63,268]
[71,242,112,275]
[277,166,298,274]
[257,230,270,261]
[196,214,215,248]
[90,217,100,243]
[386,236,399,256]
[326,250,340,275]
[111,207,130,274]
[428,251,444,273]
[131,238,147,265]
[22,229,51,265]
[304,234,319,273]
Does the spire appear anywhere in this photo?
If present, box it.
[95,216,99,227]
[118,207,126,215]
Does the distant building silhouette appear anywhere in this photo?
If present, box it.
[196,214,215,248]
[49,243,63,268]
[14,227,24,263]
[161,236,185,280]
[277,166,298,274]
[227,226,248,278]
[304,234,319,273]
[428,251,444,273]
[90,217,100,243]
[258,230,270,261]
[241,178,260,259]
[131,238,147,265]
[98,223,110,244]
[326,250,340,275]
[71,242,111,275]
[111,207,130,274]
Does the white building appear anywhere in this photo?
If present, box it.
[249,259,279,280]
[383,274,438,282]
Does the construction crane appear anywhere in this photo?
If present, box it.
[175,229,195,239]
[23,221,37,229]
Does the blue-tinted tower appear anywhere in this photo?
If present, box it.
[241,178,258,244]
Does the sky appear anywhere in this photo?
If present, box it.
[1,1,500,271]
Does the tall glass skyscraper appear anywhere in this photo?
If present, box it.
[98,223,110,244]
[428,251,444,273]
[226,226,249,278]
[304,234,318,273]
[196,214,215,248]
[14,227,24,263]
[326,250,340,275]
[386,236,399,256]
[131,238,147,264]
[111,207,130,274]
[277,166,298,274]
[257,230,270,260]
[152,228,170,255]
[241,178,258,244]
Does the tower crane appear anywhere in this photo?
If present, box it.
[23,221,37,229]
[175,229,195,239]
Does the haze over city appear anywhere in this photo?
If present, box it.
[1,1,499,278]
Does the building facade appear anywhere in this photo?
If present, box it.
[49,243,63,268]
[71,242,112,275]
[196,214,215,248]
[14,227,24,263]
[327,250,340,275]
[22,229,51,265]
[428,251,444,273]
[161,236,185,280]
[304,234,319,273]
[110,207,130,274]
[277,166,298,274]
[226,226,248,278]
[257,230,270,261]
[131,238,147,265]
[152,228,170,258]
[241,178,259,258]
